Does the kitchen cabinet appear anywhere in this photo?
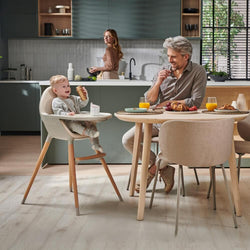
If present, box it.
[1,0,37,38]
[38,0,72,37]
[72,0,180,39]
[181,0,201,38]
[0,82,40,133]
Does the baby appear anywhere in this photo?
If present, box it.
[50,75,103,152]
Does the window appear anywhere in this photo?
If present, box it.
[201,0,249,79]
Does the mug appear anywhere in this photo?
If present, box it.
[44,23,53,36]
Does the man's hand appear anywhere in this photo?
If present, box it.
[68,112,75,116]
[157,69,171,82]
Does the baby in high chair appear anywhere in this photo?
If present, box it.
[50,74,103,152]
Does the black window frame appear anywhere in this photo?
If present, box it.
[201,0,249,80]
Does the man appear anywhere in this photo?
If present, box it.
[122,36,207,193]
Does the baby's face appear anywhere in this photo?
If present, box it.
[54,80,71,99]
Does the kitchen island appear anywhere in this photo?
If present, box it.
[38,80,250,164]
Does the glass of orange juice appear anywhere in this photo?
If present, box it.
[206,97,217,111]
[139,97,150,109]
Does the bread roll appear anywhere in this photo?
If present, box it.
[76,86,87,101]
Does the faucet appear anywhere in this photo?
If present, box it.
[129,58,136,80]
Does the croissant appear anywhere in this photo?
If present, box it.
[171,101,189,111]
[218,104,236,110]
[76,86,87,101]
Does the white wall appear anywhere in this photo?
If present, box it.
[8,39,201,80]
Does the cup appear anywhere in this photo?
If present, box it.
[55,29,61,35]
[206,97,217,111]
[90,102,100,116]
[139,97,150,109]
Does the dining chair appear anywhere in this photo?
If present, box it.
[126,136,200,193]
[21,86,123,215]
[234,114,250,181]
[149,119,237,235]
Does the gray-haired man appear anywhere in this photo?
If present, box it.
[122,36,207,193]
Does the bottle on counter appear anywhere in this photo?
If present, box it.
[20,64,26,80]
[67,63,74,81]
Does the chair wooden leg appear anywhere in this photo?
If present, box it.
[68,141,80,216]
[180,165,185,197]
[149,159,160,209]
[175,165,182,236]
[69,165,73,192]
[21,137,52,204]
[193,168,200,185]
[221,164,238,228]
[98,155,123,201]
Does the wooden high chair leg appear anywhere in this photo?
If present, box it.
[68,141,80,216]
[98,154,123,202]
[69,165,73,192]
[21,136,52,204]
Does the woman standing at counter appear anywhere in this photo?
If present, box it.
[90,29,123,79]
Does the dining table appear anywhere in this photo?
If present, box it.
[115,109,249,221]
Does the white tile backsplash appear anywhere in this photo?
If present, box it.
[8,39,200,81]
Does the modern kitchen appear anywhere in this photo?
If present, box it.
[1,0,250,249]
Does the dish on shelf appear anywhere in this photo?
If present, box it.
[183,8,199,13]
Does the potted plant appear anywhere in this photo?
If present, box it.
[209,70,229,82]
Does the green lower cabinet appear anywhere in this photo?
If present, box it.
[0,83,40,132]
[41,85,150,164]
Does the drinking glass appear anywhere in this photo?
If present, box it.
[139,97,150,109]
[206,97,217,111]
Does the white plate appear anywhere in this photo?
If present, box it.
[125,108,148,113]
[165,110,198,114]
[214,109,239,113]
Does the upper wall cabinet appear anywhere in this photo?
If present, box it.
[181,0,201,38]
[72,0,181,39]
[2,0,37,38]
[38,0,72,37]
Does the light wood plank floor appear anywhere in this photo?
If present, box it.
[1,135,250,250]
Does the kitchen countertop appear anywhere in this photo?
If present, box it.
[39,80,152,86]
[0,80,249,86]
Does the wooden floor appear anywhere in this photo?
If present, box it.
[1,135,250,250]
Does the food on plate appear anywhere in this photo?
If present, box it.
[189,105,198,111]
[218,104,236,110]
[76,86,87,101]
[165,101,188,111]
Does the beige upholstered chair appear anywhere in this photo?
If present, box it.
[21,87,123,215]
[149,119,237,235]
[234,114,250,180]
[126,136,199,192]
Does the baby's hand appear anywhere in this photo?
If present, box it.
[68,112,75,116]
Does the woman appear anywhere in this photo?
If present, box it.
[90,29,123,79]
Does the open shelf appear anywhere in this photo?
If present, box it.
[38,0,72,37]
[181,0,201,38]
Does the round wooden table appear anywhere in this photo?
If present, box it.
[115,110,248,220]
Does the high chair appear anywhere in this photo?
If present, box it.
[21,86,123,215]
